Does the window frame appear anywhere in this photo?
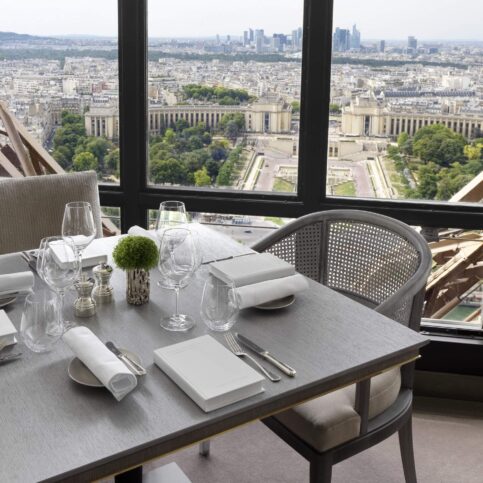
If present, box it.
[102,0,482,233]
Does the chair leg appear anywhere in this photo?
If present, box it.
[199,440,211,457]
[310,454,333,483]
[398,416,417,483]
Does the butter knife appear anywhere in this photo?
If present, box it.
[105,341,146,376]
[0,352,22,364]
[236,333,296,377]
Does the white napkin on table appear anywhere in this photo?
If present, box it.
[0,272,34,297]
[63,326,137,401]
[127,225,160,248]
[234,273,309,309]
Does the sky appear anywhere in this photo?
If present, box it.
[0,0,482,41]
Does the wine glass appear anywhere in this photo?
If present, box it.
[20,291,60,352]
[155,201,188,240]
[39,236,80,335]
[158,228,199,331]
[62,201,96,274]
[36,237,48,282]
[200,274,239,332]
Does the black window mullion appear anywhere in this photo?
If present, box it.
[118,0,148,230]
[298,0,334,211]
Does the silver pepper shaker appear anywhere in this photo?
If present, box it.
[92,263,114,304]
[74,277,97,317]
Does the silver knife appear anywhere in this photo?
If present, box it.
[0,352,22,364]
[235,333,296,377]
[105,341,146,376]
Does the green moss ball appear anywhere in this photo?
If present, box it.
[112,236,159,271]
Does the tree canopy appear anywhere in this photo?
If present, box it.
[148,119,242,187]
[52,110,116,178]
[412,124,466,166]
[182,84,254,105]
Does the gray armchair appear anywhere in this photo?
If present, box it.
[0,171,103,254]
[251,210,432,482]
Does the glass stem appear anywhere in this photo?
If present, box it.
[174,286,180,316]
[78,250,84,281]
[58,290,65,331]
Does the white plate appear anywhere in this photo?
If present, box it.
[68,349,142,387]
[255,294,296,310]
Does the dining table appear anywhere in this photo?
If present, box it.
[0,224,428,483]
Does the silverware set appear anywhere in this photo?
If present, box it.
[224,332,282,382]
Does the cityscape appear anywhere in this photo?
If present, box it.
[1,22,482,206]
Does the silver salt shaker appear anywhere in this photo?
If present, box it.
[92,263,114,304]
[74,277,97,317]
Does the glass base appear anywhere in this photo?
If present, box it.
[160,314,195,332]
[47,320,76,337]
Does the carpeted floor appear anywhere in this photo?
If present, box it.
[141,397,483,483]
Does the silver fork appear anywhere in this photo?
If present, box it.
[224,332,281,382]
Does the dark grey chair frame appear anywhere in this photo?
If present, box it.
[250,210,432,483]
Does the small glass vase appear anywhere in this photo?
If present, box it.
[126,268,150,305]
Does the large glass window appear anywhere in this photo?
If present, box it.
[147,0,303,194]
[0,1,120,185]
[327,0,483,205]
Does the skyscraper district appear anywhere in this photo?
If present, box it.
[0,26,482,200]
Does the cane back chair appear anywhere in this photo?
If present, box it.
[251,209,432,483]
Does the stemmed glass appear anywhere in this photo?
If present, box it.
[158,228,199,332]
[39,236,80,335]
[155,201,188,239]
[62,201,96,277]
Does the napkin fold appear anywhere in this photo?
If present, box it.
[127,226,160,248]
[234,273,309,309]
[63,326,137,401]
[0,272,34,297]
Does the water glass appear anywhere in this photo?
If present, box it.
[200,274,239,332]
[39,236,80,334]
[20,292,60,353]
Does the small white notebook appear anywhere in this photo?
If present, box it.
[154,335,264,412]
[210,253,295,287]
[0,310,17,347]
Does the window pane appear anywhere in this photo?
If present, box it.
[0,1,119,185]
[147,0,302,193]
[422,228,482,329]
[101,206,121,233]
[328,0,483,205]
[148,209,291,245]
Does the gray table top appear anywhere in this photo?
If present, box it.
[0,225,428,483]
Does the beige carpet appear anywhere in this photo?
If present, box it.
[143,397,483,483]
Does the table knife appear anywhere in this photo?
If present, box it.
[236,333,296,377]
[105,341,146,376]
[0,352,22,364]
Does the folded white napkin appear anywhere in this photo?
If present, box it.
[234,273,309,309]
[51,238,108,269]
[0,271,34,297]
[127,225,160,248]
[63,326,137,401]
